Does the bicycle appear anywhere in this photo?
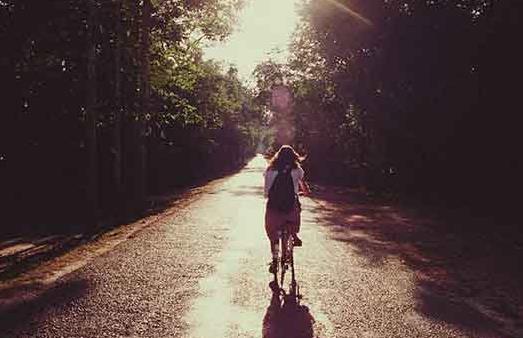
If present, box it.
[269,221,301,306]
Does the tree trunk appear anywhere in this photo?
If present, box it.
[86,0,99,225]
[113,0,123,215]
[137,0,151,214]
[123,0,142,218]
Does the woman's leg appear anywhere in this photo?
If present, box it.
[270,239,279,261]
[294,205,301,234]
[266,207,280,272]
[291,202,302,246]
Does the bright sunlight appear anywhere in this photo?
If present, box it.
[203,0,301,82]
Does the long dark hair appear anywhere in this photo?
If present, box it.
[268,145,304,171]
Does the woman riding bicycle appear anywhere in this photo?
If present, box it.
[264,145,310,273]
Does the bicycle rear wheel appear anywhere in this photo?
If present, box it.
[279,229,288,287]
[280,229,295,288]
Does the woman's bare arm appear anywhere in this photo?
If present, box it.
[298,179,311,196]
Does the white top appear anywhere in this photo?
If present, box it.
[263,166,305,198]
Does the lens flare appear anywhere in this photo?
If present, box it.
[324,0,373,27]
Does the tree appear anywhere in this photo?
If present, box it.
[1,0,264,228]
[270,0,523,213]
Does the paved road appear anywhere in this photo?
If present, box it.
[0,155,517,337]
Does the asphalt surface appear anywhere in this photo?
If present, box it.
[0,155,519,337]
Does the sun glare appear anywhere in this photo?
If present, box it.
[203,0,300,82]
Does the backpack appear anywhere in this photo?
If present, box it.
[267,167,296,213]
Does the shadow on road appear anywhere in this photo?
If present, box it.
[228,185,264,197]
[262,291,315,338]
[306,186,523,337]
[240,167,265,174]
[0,278,89,335]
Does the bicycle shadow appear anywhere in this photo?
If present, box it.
[262,289,315,338]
